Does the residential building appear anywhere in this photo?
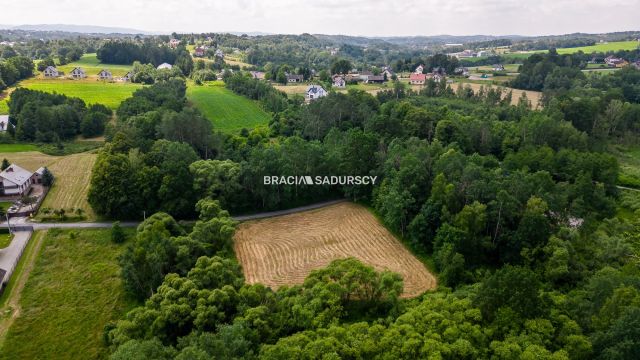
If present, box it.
[43,66,60,78]
[493,64,505,71]
[157,63,173,70]
[306,85,327,101]
[250,71,265,80]
[454,67,469,76]
[193,47,206,57]
[409,73,427,85]
[70,67,86,79]
[364,75,385,84]
[381,67,395,79]
[122,72,134,82]
[286,74,304,83]
[414,64,424,74]
[359,70,373,81]
[0,115,9,132]
[169,39,181,48]
[605,56,628,68]
[332,75,346,88]
[215,49,224,59]
[98,69,113,80]
[0,164,36,196]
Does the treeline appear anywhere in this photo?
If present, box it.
[0,56,34,91]
[8,88,110,141]
[96,41,191,70]
[223,73,289,113]
[89,79,217,219]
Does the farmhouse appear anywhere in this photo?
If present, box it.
[43,66,61,78]
[332,75,346,88]
[98,69,112,80]
[414,64,424,74]
[70,67,86,79]
[286,74,304,83]
[409,73,427,85]
[604,56,628,68]
[364,75,385,84]
[0,164,37,196]
[427,72,445,82]
[306,85,327,101]
[358,70,373,81]
[381,66,395,79]
[157,63,173,70]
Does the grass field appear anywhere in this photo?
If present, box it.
[187,81,271,133]
[234,202,436,297]
[0,229,137,360]
[17,78,142,109]
[55,53,133,77]
[0,144,39,153]
[0,151,97,220]
[0,100,7,114]
[0,232,11,249]
[452,81,542,108]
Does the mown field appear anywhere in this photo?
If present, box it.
[0,151,98,220]
[54,53,133,77]
[234,202,436,297]
[0,229,136,360]
[17,78,142,109]
[0,144,39,153]
[452,81,542,108]
[187,81,271,133]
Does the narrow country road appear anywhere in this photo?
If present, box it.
[0,199,347,230]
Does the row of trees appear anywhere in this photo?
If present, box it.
[0,56,34,91]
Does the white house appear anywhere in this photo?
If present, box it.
[122,72,133,82]
[98,69,113,80]
[414,64,424,74]
[306,85,327,101]
[215,49,224,59]
[70,67,86,79]
[332,75,346,88]
[0,164,36,196]
[0,115,9,132]
[43,66,60,78]
[157,63,173,70]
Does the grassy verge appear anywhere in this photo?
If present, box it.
[0,228,137,360]
[0,231,43,308]
[0,232,11,249]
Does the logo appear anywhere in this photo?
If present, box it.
[263,175,378,186]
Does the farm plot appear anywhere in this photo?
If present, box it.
[234,202,436,297]
[452,82,542,108]
[55,53,133,77]
[0,151,97,220]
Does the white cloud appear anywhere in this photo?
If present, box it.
[1,0,638,36]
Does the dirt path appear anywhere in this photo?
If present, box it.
[0,231,46,348]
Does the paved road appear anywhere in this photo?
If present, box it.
[0,199,347,230]
[0,231,32,285]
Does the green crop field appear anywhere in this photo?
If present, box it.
[0,144,39,153]
[55,53,133,77]
[187,81,271,133]
[18,78,142,109]
[0,229,137,360]
[555,40,639,54]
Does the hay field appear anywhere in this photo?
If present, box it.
[451,82,542,108]
[234,202,436,297]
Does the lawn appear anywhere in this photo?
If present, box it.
[55,53,133,77]
[0,229,137,360]
[0,232,11,249]
[18,78,142,109]
[0,151,98,220]
[0,99,7,114]
[187,81,271,133]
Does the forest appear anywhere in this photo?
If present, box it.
[83,55,640,358]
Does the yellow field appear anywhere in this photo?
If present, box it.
[235,202,436,297]
[0,151,97,220]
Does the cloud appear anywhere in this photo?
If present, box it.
[1,0,639,36]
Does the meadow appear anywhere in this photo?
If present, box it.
[187,81,271,133]
[0,229,137,360]
[17,78,142,109]
[0,151,98,220]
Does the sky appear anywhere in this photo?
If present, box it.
[1,0,639,37]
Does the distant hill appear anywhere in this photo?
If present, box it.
[0,24,158,35]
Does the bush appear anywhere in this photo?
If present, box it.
[111,221,126,244]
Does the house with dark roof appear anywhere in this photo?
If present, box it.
[194,47,206,57]
[306,85,327,101]
[332,75,346,88]
[286,74,304,83]
[364,75,385,84]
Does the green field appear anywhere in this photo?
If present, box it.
[0,232,11,249]
[18,78,142,109]
[611,145,640,189]
[0,229,137,360]
[55,53,133,77]
[187,81,271,133]
[0,144,39,153]
[0,99,7,114]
